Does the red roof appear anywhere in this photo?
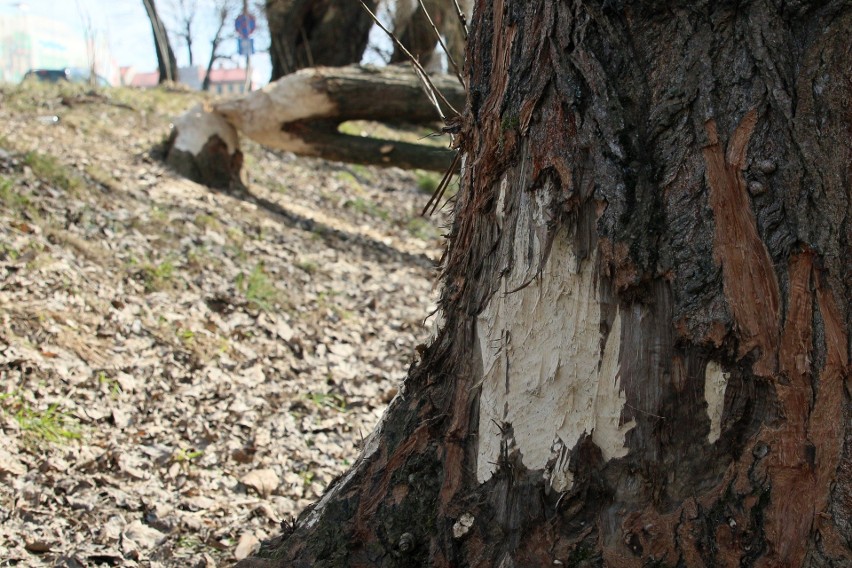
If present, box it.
[206,67,248,83]
[126,67,251,89]
[130,71,160,88]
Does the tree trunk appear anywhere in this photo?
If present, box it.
[239,1,852,566]
[390,0,468,73]
[166,65,465,186]
[142,0,179,83]
[265,0,378,80]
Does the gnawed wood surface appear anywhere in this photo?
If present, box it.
[166,65,466,187]
[240,2,852,566]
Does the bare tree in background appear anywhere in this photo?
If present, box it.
[168,0,198,66]
[142,0,179,83]
[201,1,235,91]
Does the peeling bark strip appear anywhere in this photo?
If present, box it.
[751,251,849,567]
[239,2,852,567]
[702,111,781,378]
[166,65,466,187]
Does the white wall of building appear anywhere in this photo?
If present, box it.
[0,12,118,84]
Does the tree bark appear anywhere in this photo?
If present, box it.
[239,1,852,566]
[264,0,378,80]
[142,0,179,83]
[390,0,468,73]
[166,65,465,185]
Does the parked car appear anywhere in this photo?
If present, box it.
[22,68,110,87]
[22,68,71,83]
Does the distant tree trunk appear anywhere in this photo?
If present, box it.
[238,1,852,566]
[178,0,196,67]
[264,0,378,80]
[142,0,179,83]
[390,0,468,72]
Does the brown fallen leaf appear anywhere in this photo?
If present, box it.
[25,539,53,553]
[240,468,279,497]
[234,532,260,560]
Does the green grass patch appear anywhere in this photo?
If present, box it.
[173,447,204,462]
[304,391,347,412]
[415,170,442,194]
[335,171,361,188]
[24,151,82,193]
[237,263,279,311]
[108,85,207,115]
[338,121,366,137]
[0,242,20,261]
[0,175,37,217]
[97,371,122,398]
[1,393,82,445]
[0,134,15,151]
[85,164,120,191]
[349,164,375,182]
[296,260,318,274]
[406,217,440,241]
[317,290,353,320]
[194,213,221,231]
[344,197,389,221]
[269,181,288,194]
[176,328,195,345]
[136,258,176,292]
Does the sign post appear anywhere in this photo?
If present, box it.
[235,2,256,92]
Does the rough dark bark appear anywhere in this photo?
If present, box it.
[142,0,179,83]
[240,1,851,566]
[265,0,378,80]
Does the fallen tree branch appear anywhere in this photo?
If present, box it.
[166,65,466,188]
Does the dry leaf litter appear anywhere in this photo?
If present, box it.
[0,83,453,566]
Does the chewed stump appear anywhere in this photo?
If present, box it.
[166,103,243,190]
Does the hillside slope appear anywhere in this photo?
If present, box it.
[0,82,450,566]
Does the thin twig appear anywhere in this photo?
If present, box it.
[452,0,469,39]
[360,1,460,117]
[412,64,445,122]
[422,152,460,216]
[416,0,465,88]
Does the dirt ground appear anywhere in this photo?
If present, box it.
[0,82,452,566]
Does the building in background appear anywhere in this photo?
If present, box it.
[205,67,254,95]
[0,9,119,84]
[126,65,255,94]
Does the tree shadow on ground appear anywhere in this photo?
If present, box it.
[212,184,439,271]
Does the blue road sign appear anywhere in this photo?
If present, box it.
[238,38,255,55]
[235,12,256,39]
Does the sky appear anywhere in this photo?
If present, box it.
[0,0,272,84]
